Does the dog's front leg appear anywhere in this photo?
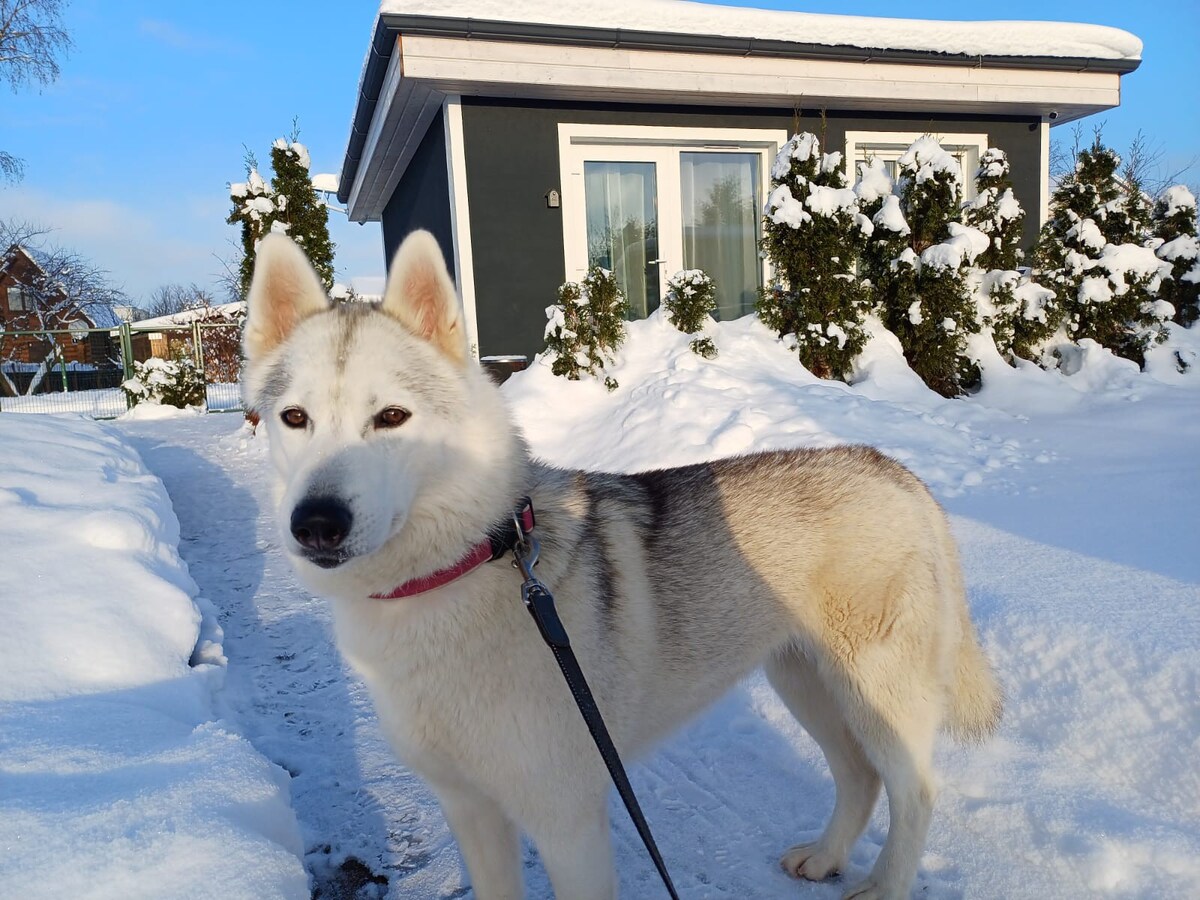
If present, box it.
[525,797,617,900]
[433,780,523,900]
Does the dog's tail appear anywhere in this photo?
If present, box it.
[944,595,1004,743]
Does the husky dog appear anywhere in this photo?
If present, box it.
[242,231,1002,900]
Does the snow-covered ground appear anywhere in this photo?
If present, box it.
[1,313,1197,898]
[0,414,308,899]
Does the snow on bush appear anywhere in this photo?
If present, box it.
[543,266,628,390]
[959,150,1059,364]
[664,268,717,359]
[122,356,207,409]
[869,135,982,397]
[758,131,871,381]
[1033,136,1171,366]
[962,148,1025,272]
[228,134,335,299]
[1152,185,1200,327]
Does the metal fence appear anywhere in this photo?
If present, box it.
[0,321,244,418]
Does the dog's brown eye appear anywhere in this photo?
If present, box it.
[281,407,308,429]
[375,406,410,429]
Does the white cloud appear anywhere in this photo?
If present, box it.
[138,19,250,57]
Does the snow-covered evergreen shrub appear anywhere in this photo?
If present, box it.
[1151,185,1200,327]
[543,267,629,389]
[122,357,206,409]
[1033,136,1170,365]
[757,132,871,380]
[857,159,912,313]
[228,134,336,300]
[664,269,717,359]
[959,148,1059,362]
[269,138,335,291]
[963,148,1025,271]
[972,269,1057,362]
[874,136,983,396]
[228,166,280,300]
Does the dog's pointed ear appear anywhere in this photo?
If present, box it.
[381,230,467,365]
[243,234,331,362]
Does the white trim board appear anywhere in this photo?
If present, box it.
[1039,120,1051,229]
[346,36,443,222]
[400,35,1122,117]
[443,96,480,358]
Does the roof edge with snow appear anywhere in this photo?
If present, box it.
[380,13,1142,72]
[339,5,1143,209]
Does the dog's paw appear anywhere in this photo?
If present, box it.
[780,842,843,882]
[841,877,903,900]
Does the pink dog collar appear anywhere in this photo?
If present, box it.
[370,500,535,600]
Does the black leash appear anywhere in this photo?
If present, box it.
[509,504,682,900]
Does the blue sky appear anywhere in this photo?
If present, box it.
[1,0,1196,305]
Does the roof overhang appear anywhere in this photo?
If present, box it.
[341,15,1141,222]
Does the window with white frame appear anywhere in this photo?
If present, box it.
[7,285,31,312]
[845,131,990,201]
[559,124,787,321]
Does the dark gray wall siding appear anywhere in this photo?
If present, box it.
[459,98,1042,358]
[381,107,455,281]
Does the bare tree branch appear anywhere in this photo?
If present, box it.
[138,283,215,321]
[0,0,72,181]
[212,237,246,304]
[0,0,71,89]
[1049,122,1088,186]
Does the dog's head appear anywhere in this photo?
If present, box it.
[242,231,522,592]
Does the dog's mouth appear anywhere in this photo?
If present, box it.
[299,549,352,569]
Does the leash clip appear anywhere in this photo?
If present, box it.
[512,512,539,576]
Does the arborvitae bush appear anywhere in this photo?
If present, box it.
[856,158,911,315]
[228,130,336,300]
[544,267,629,389]
[269,138,335,291]
[875,136,983,396]
[757,132,872,380]
[1151,185,1200,327]
[963,148,1025,271]
[228,165,278,300]
[961,148,1058,362]
[1033,135,1171,365]
[664,269,717,358]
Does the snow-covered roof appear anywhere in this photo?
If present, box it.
[378,0,1142,63]
[341,1,1142,217]
[311,173,339,193]
[130,301,246,330]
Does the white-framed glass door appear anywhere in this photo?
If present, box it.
[559,125,786,321]
[679,151,763,321]
[579,149,672,319]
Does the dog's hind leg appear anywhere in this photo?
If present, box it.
[833,648,941,900]
[766,646,881,883]
[432,780,523,900]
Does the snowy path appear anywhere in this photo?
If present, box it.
[120,416,454,898]
[118,411,1199,900]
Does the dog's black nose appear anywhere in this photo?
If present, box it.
[290,498,353,552]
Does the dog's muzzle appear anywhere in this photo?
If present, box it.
[291,497,353,568]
